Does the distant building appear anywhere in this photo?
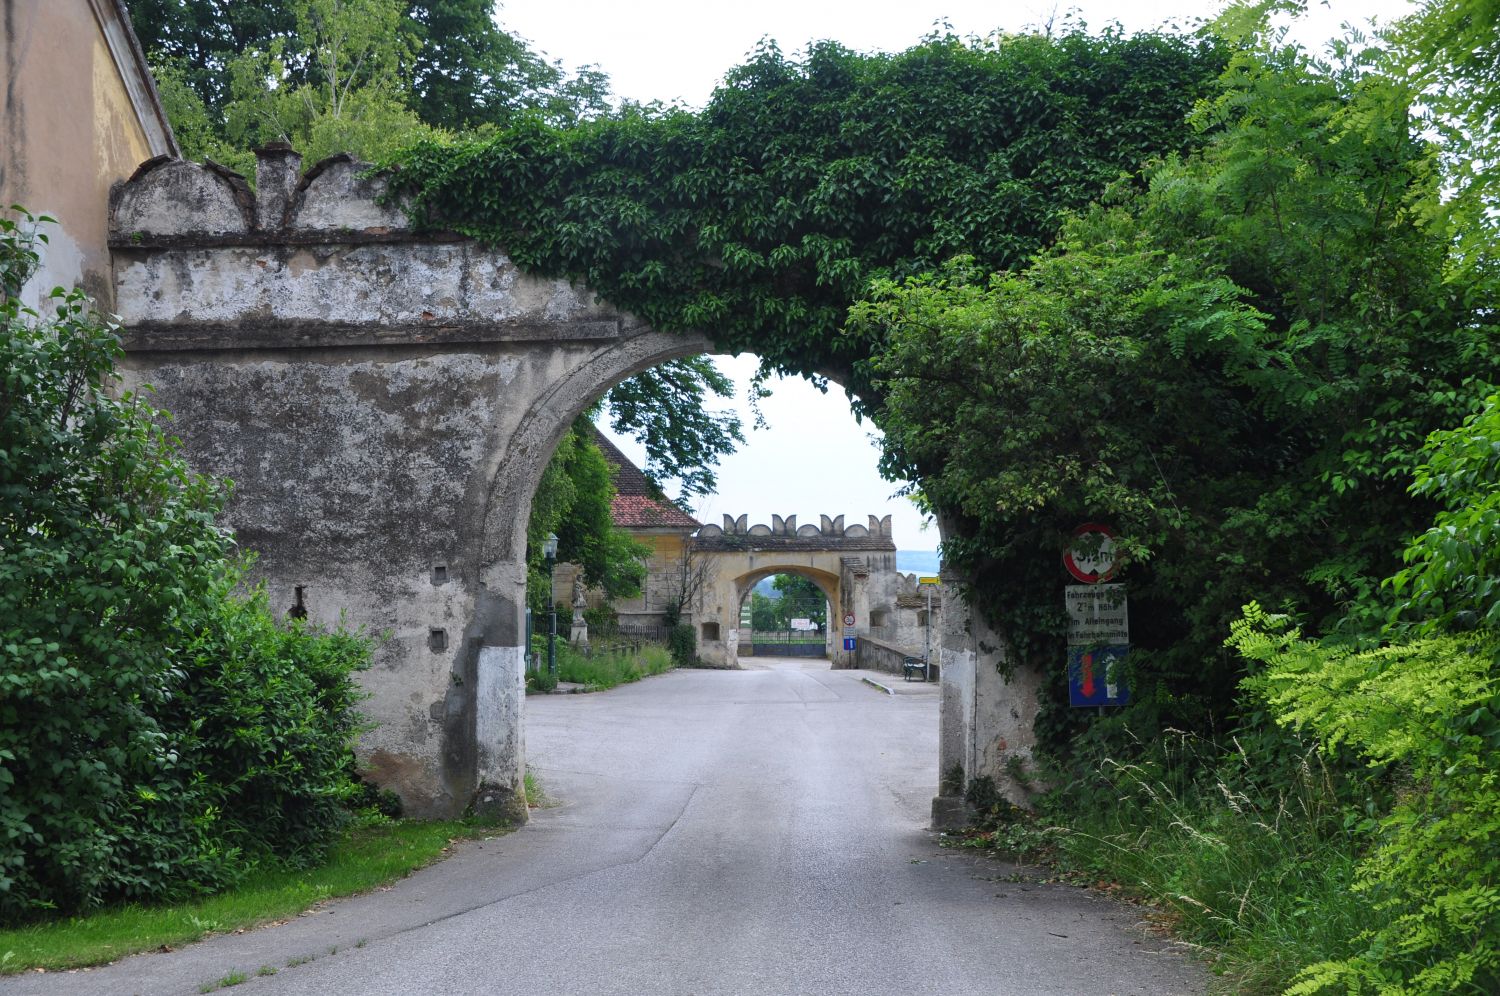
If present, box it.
[550,426,701,637]
[1,0,177,308]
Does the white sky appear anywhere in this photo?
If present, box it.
[501,0,1415,551]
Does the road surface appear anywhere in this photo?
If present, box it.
[2,661,1205,995]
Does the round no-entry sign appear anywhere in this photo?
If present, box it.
[1064,523,1118,584]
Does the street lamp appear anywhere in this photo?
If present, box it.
[543,532,559,677]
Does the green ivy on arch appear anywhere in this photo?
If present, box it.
[389,29,1224,395]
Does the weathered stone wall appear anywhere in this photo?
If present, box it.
[929,514,1043,829]
[110,148,707,818]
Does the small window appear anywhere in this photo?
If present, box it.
[701,622,720,641]
[870,609,889,628]
[431,564,449,584]
[917,609,929,627]
[429,628,448,652]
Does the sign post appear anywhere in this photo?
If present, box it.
[1063,526,1129,707]
[918,575,940,670]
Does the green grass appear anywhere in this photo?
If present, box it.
[1051,779,1374,992]
[547,642,674,691]
[0,816,510,975]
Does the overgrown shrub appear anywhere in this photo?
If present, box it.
[1232,614,1500,995]
[1037,725,1387,992]
[668,623,696,668]
[1223,398,1500,994]
[0,214,368,920]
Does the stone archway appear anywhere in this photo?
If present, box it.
[685,514,898,669]
[106,145,1034,824]
[730,565,839,662]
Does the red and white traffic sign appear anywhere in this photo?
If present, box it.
[843,612,856,627]
[1063,523,1118,584]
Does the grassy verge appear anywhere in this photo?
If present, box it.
[952,736,1387,994]
[530,640,674,691]
[0,816,510,975]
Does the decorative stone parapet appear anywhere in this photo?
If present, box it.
[696,513,895,550]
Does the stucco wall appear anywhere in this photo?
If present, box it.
[1,0,174,307]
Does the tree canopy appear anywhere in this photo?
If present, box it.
[130,0,608,134]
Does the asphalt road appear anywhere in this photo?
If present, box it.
[3,661,1206,995]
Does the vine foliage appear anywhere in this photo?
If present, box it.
[390,30,1224,392]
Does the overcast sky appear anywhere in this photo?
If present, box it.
[501,0,1415,551]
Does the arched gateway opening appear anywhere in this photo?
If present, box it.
[107,148,1029,825]
[736,570,835,662]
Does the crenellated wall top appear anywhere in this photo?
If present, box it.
[693,514,897,552]
[109,145,421,247]
[104,146,641,351]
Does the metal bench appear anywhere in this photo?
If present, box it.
[902,655,930,682]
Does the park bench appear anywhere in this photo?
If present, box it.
[902,655,930,682]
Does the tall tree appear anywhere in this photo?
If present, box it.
[131,0,610,131]
[129,0,297,114]
[1383,0,1500,281]
[403,0,609,130]
[602,357,742,502]
[218,0,436,166]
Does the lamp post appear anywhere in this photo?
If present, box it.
[543,532,559,677]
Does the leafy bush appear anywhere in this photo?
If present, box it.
[1389,394,1500,634]
[1232,612,1500,995]
[668,624,697,668]
[0,215,368,920]
[582,602,618,638]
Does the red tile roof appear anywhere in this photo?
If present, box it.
[588,425,701,530]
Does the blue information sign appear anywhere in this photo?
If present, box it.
[1067,645,1130,707]
[843,638,856,651]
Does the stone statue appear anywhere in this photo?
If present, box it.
[570,575,589,647]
